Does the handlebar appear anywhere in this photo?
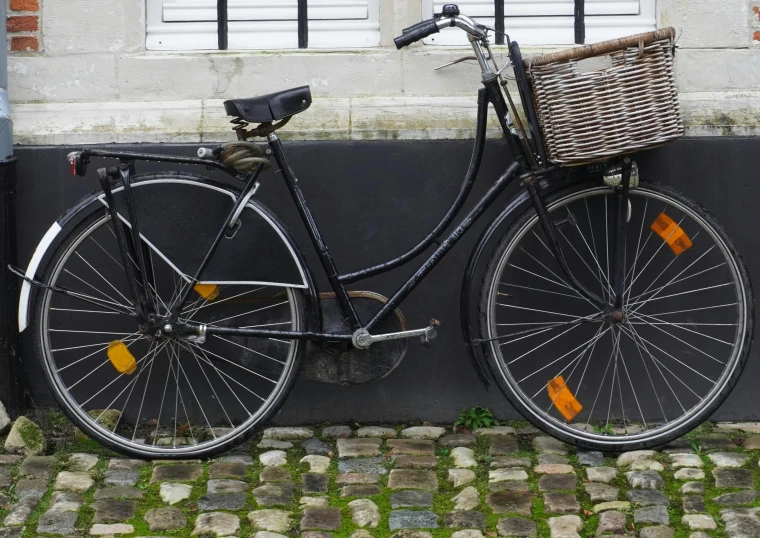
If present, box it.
[394,19,441,49]
[394,13,487,49]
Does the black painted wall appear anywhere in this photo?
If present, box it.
[12,138,760,424]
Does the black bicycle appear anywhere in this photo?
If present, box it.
[13,6,753,458]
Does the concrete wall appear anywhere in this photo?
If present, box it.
[14,138,760,423]
[5,0,760,144]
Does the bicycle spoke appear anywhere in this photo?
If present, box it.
[625,214,687,295]
[186,341,267,402]
[623,324,695,408]
[184,342,236,427]
[50,308,122,315]
[112,342,160,434]
[202,300,289,327]
[131,341,160,441]
[499,283,586,300]
[74,252,134,307]
[559,226,614,297]
[65,337,143,387]
[497,315,601,346]
[605,329,622,429]
[178,340,254,416]
[585,198,609,302]
[624,322,669,422]
[527,233,599,308]
[624,198,648,307]
[631,230,703,303]
[629,242,714,313]
[56,333,142,372]
[630,312,732,355]
[211,334,287,365]
[507,263,576,292]
[497,302,595,320]
[628,261,724,303]
[517,325,609,382]
[173,343,216,441]
[625,326,716,385]
[63,269,134,312]
[642,303,738,318]
[80,340,168,408]
[627,282,734,311]
[181,286,267,316]
[533,322,604,401]
[586,324,617,427]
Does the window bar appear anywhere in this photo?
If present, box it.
[217,0,228,50]
[494,0,505,45]
[298,0,308,48]
[574,0,585,44]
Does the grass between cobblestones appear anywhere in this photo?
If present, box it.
[3,413,760,537]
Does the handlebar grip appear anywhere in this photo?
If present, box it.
[394,19,439,49]
[402,20,433,34]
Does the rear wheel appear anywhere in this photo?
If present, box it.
[32,174,309,458]
[479,181,753,450]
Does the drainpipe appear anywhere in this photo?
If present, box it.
[0,0,24,417]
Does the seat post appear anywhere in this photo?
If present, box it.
[266,133,362,330]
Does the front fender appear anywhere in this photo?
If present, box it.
[460,189,531,388]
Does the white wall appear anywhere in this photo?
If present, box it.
[7,0,760,144]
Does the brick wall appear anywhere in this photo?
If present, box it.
[7,0,39,52]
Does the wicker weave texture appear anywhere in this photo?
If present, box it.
[526,31,684,166]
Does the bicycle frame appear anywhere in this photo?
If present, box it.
[52,32,634,345]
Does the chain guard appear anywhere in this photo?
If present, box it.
[300,291,408,384]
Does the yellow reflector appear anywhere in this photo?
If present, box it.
[651,212,693,256]
[194,283,220,301]
[547,375,582,421]
[107,340,137,375]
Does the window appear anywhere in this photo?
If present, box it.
[421,0,656,45]
[146,0,381,50]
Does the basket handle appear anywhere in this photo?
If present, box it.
[524,27,676,68]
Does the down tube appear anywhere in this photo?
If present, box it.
[365,161,523,332]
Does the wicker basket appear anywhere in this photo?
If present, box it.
[525,28,684,166]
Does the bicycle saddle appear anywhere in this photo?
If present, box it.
[224,86,312,124]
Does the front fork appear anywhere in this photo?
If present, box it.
[526,158,634,312]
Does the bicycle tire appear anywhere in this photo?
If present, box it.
[29,172,311,459]
[478,180,754,451]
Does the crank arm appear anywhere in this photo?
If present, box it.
[353,319,441,349]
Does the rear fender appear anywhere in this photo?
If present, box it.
[18,174,320,333]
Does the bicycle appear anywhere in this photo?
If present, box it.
[12,5,753,458]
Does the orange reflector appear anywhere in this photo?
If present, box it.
[194,283,220,301]
[107,340,137,375]
[650,212,693,256]
[547,375,583,422]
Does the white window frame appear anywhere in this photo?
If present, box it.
[421,0,657,46]
[146,0,381,50]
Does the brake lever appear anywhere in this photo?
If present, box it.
[434,55,477,71]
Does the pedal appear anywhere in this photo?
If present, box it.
[420,319,441,347]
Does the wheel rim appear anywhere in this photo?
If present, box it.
[39,210,302,456]
[486,185,749,446]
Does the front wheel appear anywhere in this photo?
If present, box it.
[479,181,753,451]
[31,173,310,459]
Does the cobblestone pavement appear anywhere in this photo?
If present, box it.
[2,421,760,537]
